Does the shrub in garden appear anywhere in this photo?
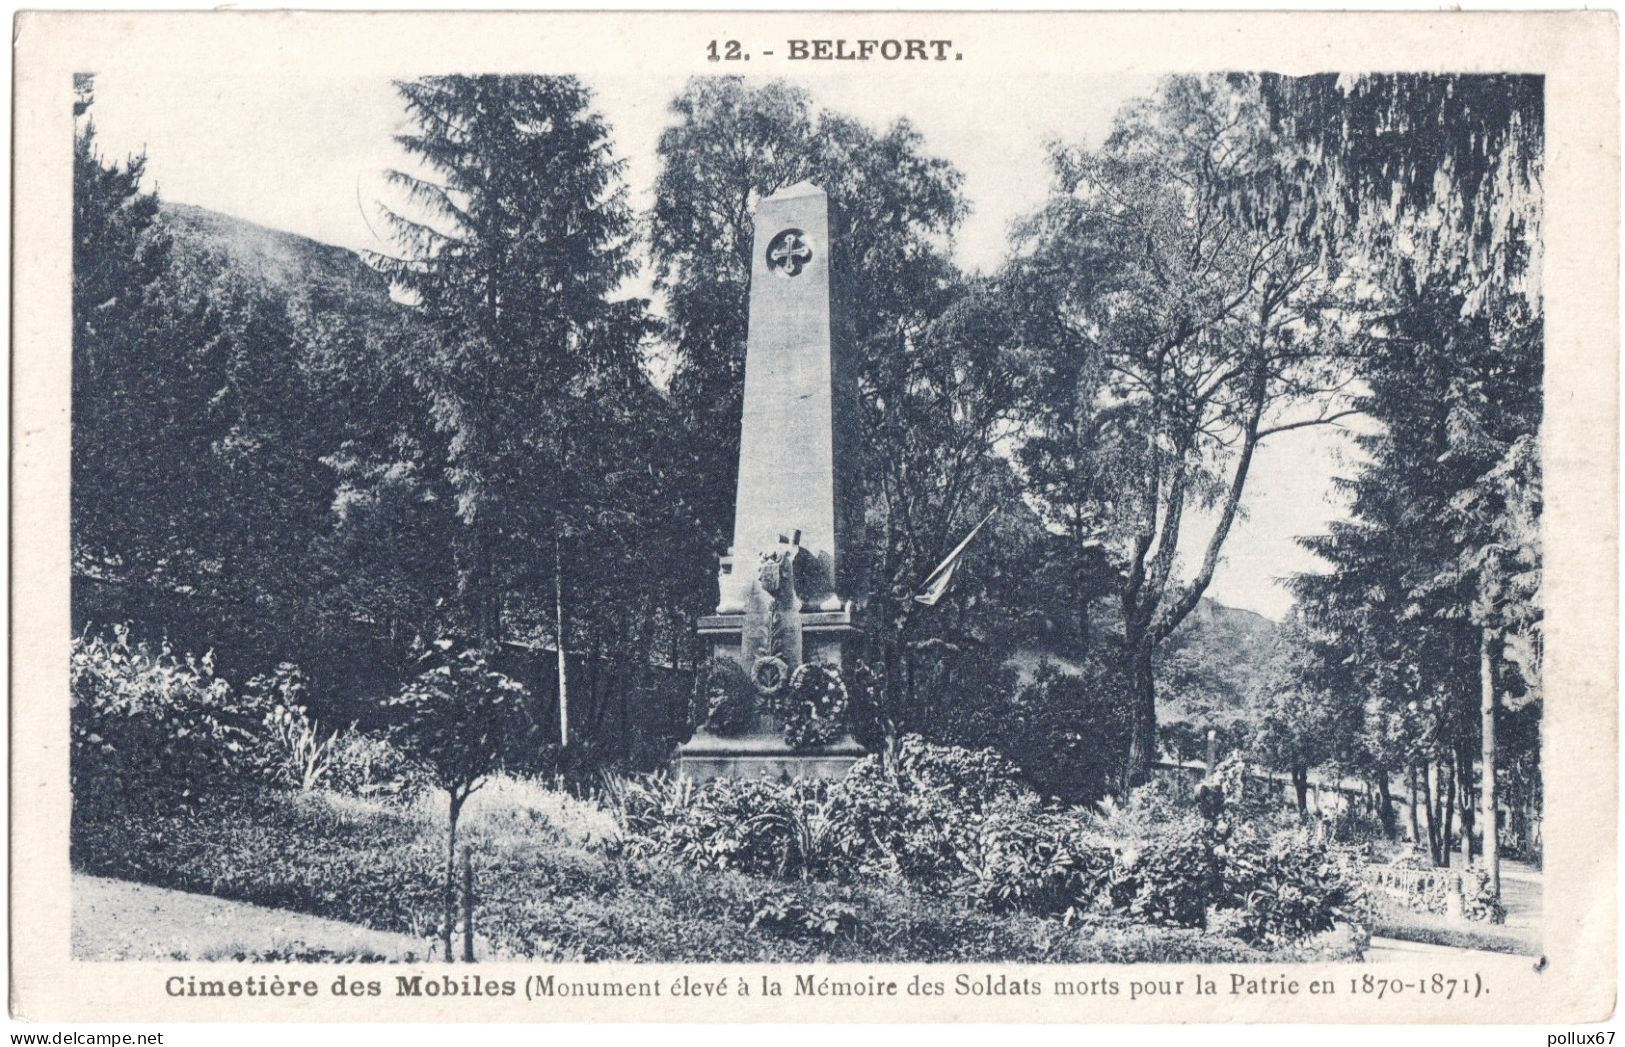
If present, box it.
[258,702,340,791]
[71,626,260,799]
[245,662,426,799]
[1079,767,1222,923]
[603,736,1039,890]
[826,738,1030,887]
[824,757,960,884]
[926,657,1133,806]
[744,884,860,942]
[1084,769,1363,943]
[600,736,1361,948]
[327,726,427,801]
[1221,824,1363,945]
[1104,820,1218,928]
[598,771,678,845]
[603,773,856,881]
[246,663,337,791]
[957,794,1112,916]
[657,776,800,876]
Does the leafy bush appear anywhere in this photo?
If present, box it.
[1223,826,1362,945]
[958,795,1112,916]
[594,739,1363,947]
[71,626,263,799]
[1083,769,1364,944]
[243,664,426,800]
[825,757,961,885]
[1106,821,1218,928]
[927,657,1133,806]
[745,885,860,941]
[246,664,339,791]
[603,774,857,881]
[327,726,426,801]
[259,702,340,791]
[604,736,1038,891]
[892,734,1029,806]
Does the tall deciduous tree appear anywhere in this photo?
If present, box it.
[1012,75,1355,788]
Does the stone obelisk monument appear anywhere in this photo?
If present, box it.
[678,182,866,780]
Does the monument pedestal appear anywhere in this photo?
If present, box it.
[676,731,866,782]
[678,605,866,781]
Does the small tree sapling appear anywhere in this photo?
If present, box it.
[387,647,532,961]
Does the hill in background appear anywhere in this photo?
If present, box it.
[160,201,397,319]
[1160,598,1277,726]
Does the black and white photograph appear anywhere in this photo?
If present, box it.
[10,9,1617,1027]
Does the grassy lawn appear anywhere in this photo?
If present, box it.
[1369,910,1539,956]
[72,777,1359,963]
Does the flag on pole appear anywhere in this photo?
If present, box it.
[913,508,998,606]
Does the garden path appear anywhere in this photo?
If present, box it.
[71,873,431,961]
[1497,859,1542,933]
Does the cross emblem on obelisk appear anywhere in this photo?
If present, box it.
[766,228,813,276]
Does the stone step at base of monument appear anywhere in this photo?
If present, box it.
[675,732,865,782]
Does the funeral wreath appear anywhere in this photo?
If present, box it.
[781,662,849,750]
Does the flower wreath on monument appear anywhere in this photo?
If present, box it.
[778,662,849,750]
[750,653,791,697]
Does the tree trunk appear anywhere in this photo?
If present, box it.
[1407,765,1421,848]
[459,528,500,645]
[461,847,475,963]
[903,645,919,729]
[1456,739,1476,868]
[1439,757,1456,869]
[1292,765,1309,816]
[1073,549,1092,655]
[883,632,903,729]
[555,532,570,747]
[1481,627,1502,897]
[444,790,464,963]
[1421,761,1440,863]
[1121,645,1157,792]
[1376,774,1396,838]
